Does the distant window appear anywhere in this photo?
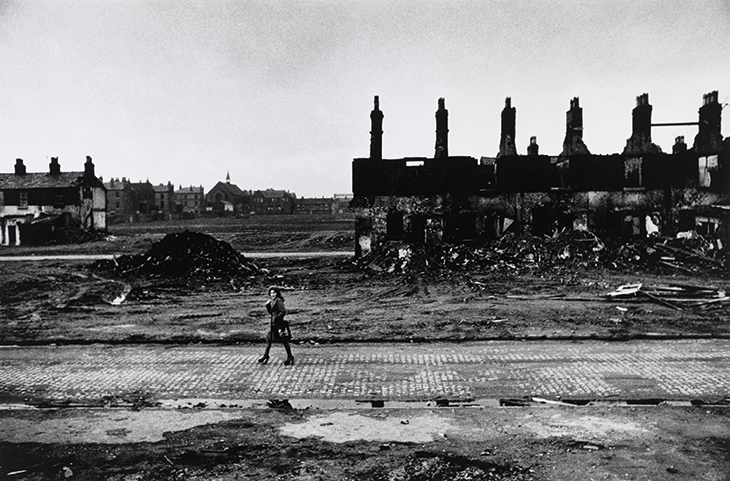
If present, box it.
[54,195,64,206]
[19,191,28,208]
[116,201,120,209]
[698,155,718,188]
[115,192,119,198]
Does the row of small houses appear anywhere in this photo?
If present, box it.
[0,158,352,246]
[104,176,351,224]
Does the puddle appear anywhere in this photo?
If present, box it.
[0,410,246,444]
[521,413,649,438]
[279,411,453,443]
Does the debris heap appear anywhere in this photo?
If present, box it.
[93,231,259,280]
[606,282,729,311]
[355,230,727,276]
[356,230,607,275]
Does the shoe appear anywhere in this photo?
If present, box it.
[284,357,294,366]
[257,355,269,364]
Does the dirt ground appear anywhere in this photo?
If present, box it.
[1,404,729,480]
[1,216,729,480]
[1,240,729,344]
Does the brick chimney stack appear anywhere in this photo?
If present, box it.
[673,136,688,154]
[498,97,517,157]
[693,91,723,155]
[623,93,661,154]
[561,97,590,156]
[14,158,26,176]
[434,98,448,159]
[527,136,539,156]
[84,155,95,180]
[49,156,61,175]
[369,95,383,160]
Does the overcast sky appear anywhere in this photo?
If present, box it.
[0,0,728,197]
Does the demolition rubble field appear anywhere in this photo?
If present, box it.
[0,217,728,344]
[1,219,730,344]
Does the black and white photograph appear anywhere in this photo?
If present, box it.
[0,0,729,479]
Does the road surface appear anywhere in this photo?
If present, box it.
[0,339,728,405]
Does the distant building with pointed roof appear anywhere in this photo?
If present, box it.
[205,174,250,216]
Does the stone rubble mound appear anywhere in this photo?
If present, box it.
[93,230,259,280]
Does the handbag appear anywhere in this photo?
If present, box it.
[276,320,292,341]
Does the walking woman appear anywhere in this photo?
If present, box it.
[258,286,294,365]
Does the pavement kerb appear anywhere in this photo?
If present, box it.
[3,332,730,347]
[3,397,728,412]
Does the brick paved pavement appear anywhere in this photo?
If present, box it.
[0,340,729,403]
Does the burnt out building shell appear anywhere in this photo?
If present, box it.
[351,93,730,258]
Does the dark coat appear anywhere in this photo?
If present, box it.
[266,297,289,342]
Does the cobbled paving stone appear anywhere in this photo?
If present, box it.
[0,340,729,402]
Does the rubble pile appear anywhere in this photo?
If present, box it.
[356,230,607,275]
[605,232,727,273]
[355,230,727,276]
[92,231,259,280]
[607,283,729,311]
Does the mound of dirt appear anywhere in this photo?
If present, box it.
[92,230,259,280]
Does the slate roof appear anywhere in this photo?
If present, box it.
[207,181,248,199]
[255,189,292,198]
[176,186,204,194]
[0,172,86,189]
[153,184,173,193]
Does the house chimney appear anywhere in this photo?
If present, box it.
[14,158,26,175]
[369,95,383,160]
[84,155,95,179]
[527,136,539,156]
[498,97,517,157]
[693,90,723,155]
[434,98,448,159]
[623,93,661,155]
[49,156,61,175]
[561,97,590,156]
[673,135,688,154]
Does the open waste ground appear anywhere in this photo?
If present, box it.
[1,215,729,480]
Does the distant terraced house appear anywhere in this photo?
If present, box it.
[0,156,106,245]
[251,189,296,215]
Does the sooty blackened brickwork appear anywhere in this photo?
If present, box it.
[351,93,730,258]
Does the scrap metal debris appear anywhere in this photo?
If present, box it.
[606,282,728,310]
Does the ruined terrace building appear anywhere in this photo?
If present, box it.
[351,93,729,257]
[0,156,106,245]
